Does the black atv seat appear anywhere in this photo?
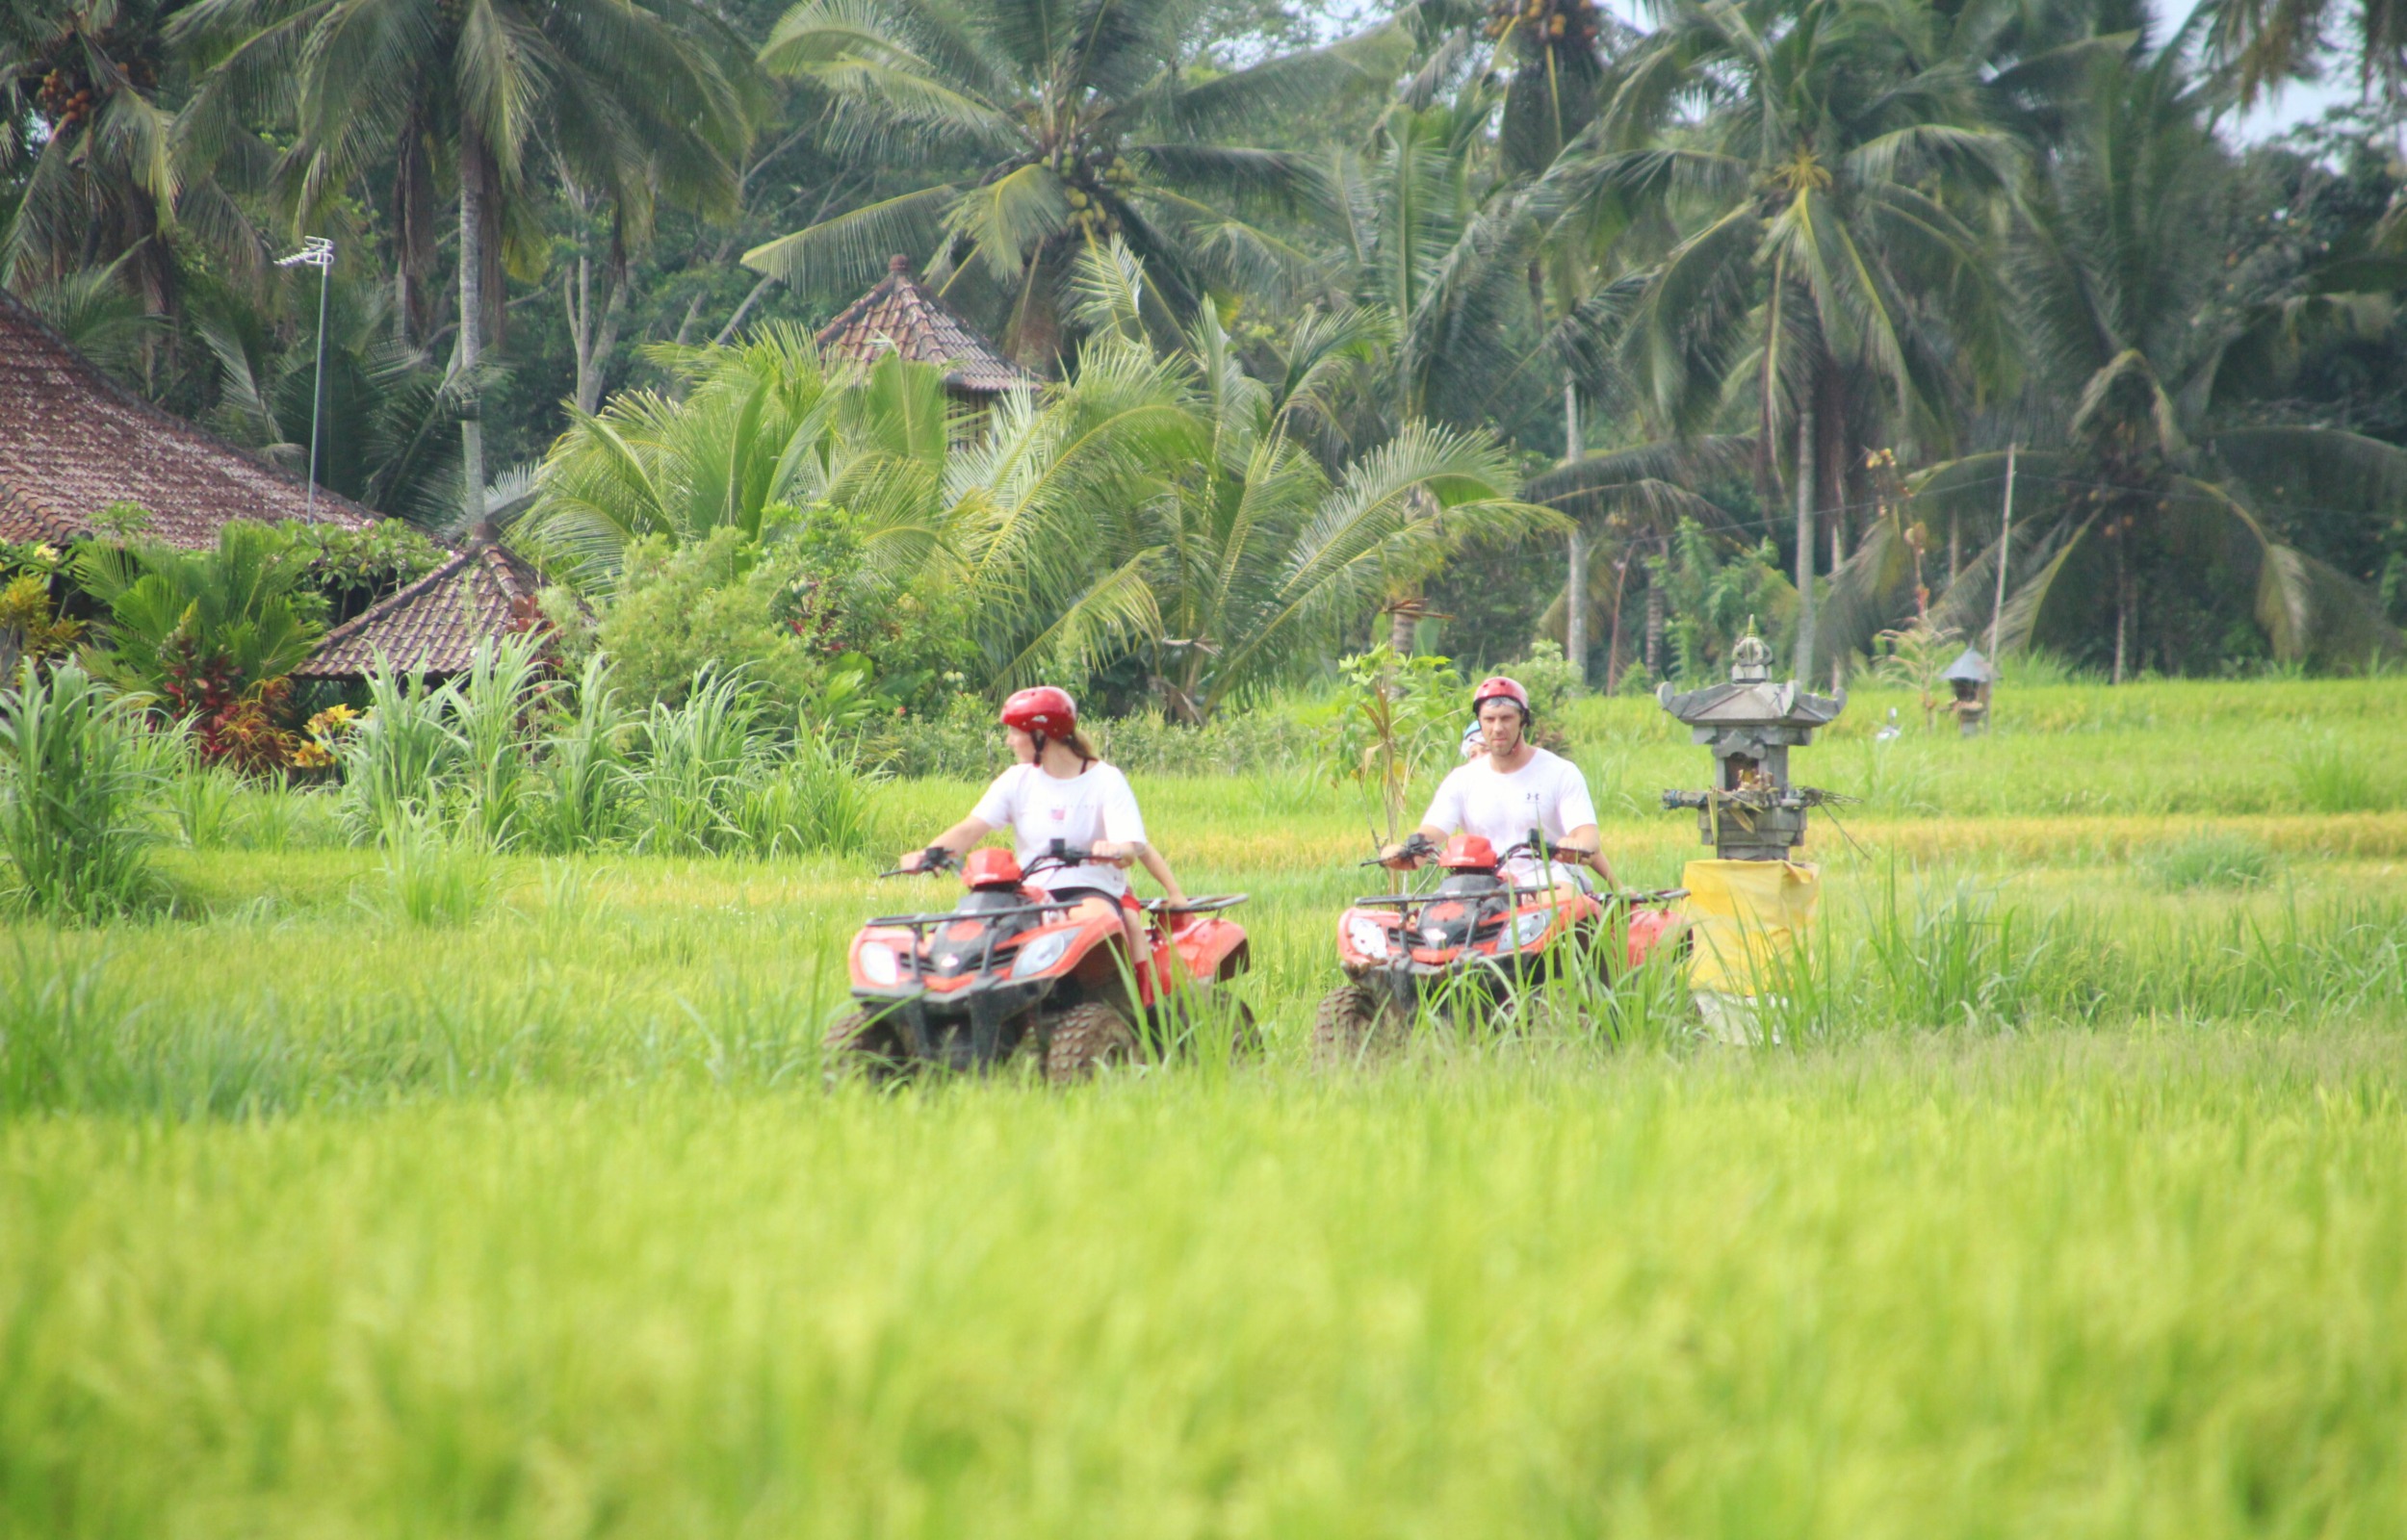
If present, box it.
[959,888,1033,913]
[1436,871,1507,897]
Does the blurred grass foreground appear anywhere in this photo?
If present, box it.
[2,675,2405,1535]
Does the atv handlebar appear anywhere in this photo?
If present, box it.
[878,846,959,879]
[1141,894,1250,914]
[1360,834,1436,868]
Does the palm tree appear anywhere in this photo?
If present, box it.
[966,241,1557,718]
[1902,45,2407,676]
[3,1,261,328]
[1549,0,2019,678]
[175,0,750,526]
[523,323,955,590]
[2201,0,2407,104]
[741,0,1415,360]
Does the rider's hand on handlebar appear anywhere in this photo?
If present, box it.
[1378,841,1422,871]
[1087,840,1137,867]
[897,845,947,873]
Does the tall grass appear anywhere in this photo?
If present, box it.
[526,652,631,853]
[364,809,494,928]
[631,671,760,855]
[737,730,887,857]
[0,661,166,920]
[450,634,546,848]
[337,662,459,838]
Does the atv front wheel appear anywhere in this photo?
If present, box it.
[1045,1003,1137,1083]
[822,1009,908,1085]
[1312,985,1404,1067]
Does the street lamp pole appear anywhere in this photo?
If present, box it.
[275,237,336,520]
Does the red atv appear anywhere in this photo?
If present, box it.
[828,840,1254,1083]
[1313,831,1687,1063]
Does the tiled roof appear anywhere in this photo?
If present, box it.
[815,256,1040,396]
[0,284,376,550]
[295,543,547,680]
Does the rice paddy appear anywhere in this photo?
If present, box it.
[2,676,2403,1535]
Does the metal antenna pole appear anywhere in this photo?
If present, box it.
[275,237,337,518]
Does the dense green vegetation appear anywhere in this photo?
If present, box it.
[13,0,2407,703]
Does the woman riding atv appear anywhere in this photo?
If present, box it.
[898,686,1187,980]
[1381,676,1618,890]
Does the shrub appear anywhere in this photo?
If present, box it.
[0,661,167,920]
[1508,640,1587,716]
[2147,833,2279,890]
[72,522,327,751]
[2291,738,2386,813]
[597,529,831,715]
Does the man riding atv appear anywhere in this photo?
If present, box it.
[1380,676,1617,890]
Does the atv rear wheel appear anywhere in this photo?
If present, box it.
[1045,1003,1137,1083]
[1312,985,1404,1067]
[822,1009,909,1084]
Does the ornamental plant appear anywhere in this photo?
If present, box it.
[72,520,327,767]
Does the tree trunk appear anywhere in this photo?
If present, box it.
[1948,511,1960,585]
[1605,554,1630,690]
[1389,597,1418,656]
[395,111,439,348]
[1644,566,1666,675]
[457,122,489,532]
[1793,388,1818,681]
[1562,379,1588,683]
[568,234,629,416]
[2112,518,2135,684]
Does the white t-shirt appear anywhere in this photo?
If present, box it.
[971,761,1148,897]
[1420,747,1598,871]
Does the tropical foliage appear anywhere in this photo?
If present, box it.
[8,0,2407,702]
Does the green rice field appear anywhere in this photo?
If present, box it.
[4,677,2405,1535]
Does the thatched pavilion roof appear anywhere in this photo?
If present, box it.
[815,256,1039,398]
[0,284,376,550]
[295,542,547,682]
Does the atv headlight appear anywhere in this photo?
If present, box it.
[1511,911,1553,949]
[858,941,900,986]
[1011,930,1075,979]
[1345,915,1392,961]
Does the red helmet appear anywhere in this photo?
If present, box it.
[1000,685,1077,737]
[1472,676,1532,715]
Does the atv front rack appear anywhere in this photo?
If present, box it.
[862,897,1087,988]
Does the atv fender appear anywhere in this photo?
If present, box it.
[1173,915,1250,984]
[1625,906,1688,968]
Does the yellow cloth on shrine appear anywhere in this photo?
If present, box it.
[1682,860,1820,994]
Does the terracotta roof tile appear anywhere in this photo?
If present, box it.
[815,256,1040,396]
[296,544,548,680]
[0,284,376,550]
